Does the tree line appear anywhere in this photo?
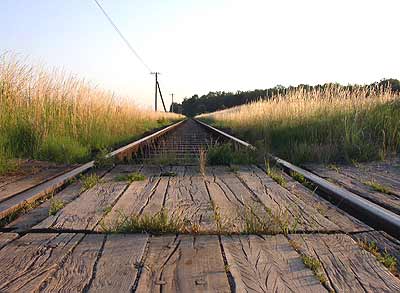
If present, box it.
[170,78,400,117]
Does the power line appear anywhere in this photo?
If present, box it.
[93,0,152,72]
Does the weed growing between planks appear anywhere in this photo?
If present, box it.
[265,159,287,187]
[115,171,146,182]
[290,170,318,191]
[48,197,65,216]
[358,240,398,275]
[99,208,199,234]
[199,147,207,176]
[288,239,331,289]
[362,180,391,194]
[80,174,101,191]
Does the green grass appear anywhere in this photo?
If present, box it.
[207,143,257,165]
[359,240,398,274]
[100,208,196,234]
[0,148,19,175]
[48,197,65,216]
[199,86,400,164]
[290,171,317,190]
[301,255,328,285]
[80,174,101,191]
[0,53,182,165]
[160,171,177,177]
[265,160,286,187]
[363,180,391,194]
[115,171,146,182]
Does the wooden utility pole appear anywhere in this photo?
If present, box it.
[151,72,160,111]
[170,93,174,112]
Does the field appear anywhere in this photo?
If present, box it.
[0,54,182,174]
[199,85,400,164]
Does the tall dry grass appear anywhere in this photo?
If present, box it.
[199,85,400,164]
[0,53,182,171]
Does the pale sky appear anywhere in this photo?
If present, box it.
[1,0,399,108]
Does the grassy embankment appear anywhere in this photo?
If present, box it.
[0,54,182,174]
[199,85,400,164]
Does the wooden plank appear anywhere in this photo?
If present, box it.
[88,234,148,292]
[35,166,133,231]
[281,171,372,233]
[289,233,400,292]
[39,234,104,292]
[205,176,244,232]
[97,166,162,232]
[6,167,111,232]
[213,166,268,218]
[238,165,339,232]
[164,166,215,232]
[140,175,169,216]
[222,234,326,292]
[0,232,19,249]
[308,165,400,215]
[136,235,230,292]
[205,167,249,232]
[0,232,84,292]
[0,165,71,203]
[352,230,400,273]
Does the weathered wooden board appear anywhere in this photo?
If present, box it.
[6,167,111,232]
[0,165,73,203]
[0,232,18,249]
[308,165,400,214]
[238,165,339,232]
[97,166,163,232]
[352,230,400,273]
[164,166,215,232]
[280,171,372,233]
[136,235,230,292]
[39,234,104,292]
[205,167,246,232]
[212,166,273,231]
[35,166,133,231]
[289,233,400,292]
[222,234,326,292]
[88,234,148,292]
[0,232,84,292]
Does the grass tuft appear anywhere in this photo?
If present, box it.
[290,171,316,190]
[207,143,257,165]
[265,160,286,187]
[363,180,391,194]
[301,255,328,285]
[115,171,146,182]
[359,240,398,274]
[48,197,65,216]
[80,174,101,191]
[100,208,196,234]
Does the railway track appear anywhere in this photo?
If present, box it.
[0,118,399,292]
